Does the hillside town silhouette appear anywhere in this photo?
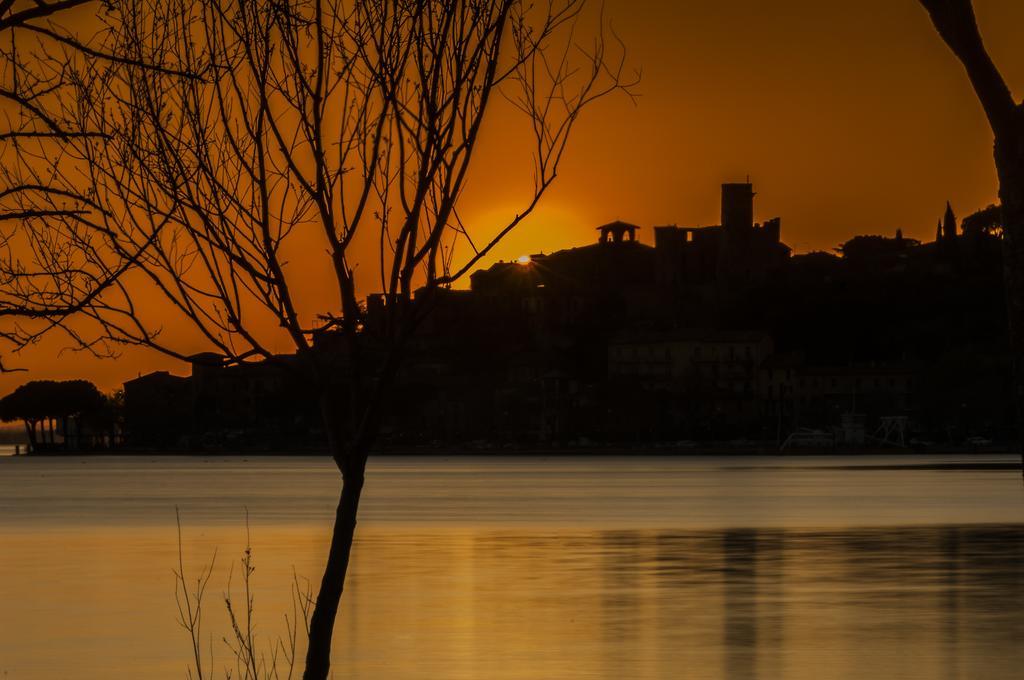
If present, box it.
[3,182,1011,454]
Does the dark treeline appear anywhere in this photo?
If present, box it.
[0,380,120,452]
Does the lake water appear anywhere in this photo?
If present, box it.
[1,454,1023,679]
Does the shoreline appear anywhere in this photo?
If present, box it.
[10,444,1017,457]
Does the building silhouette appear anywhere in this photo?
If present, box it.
[120,185,1013,451]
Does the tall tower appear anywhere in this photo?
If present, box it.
[717,183,755,289]
[721,183,754,234]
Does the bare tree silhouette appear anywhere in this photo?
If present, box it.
[919,0,1024,465]
[0,0,635,677]
[0,0,197,370]
[1,0,95,144]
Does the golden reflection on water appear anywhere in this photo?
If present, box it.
[1,456,1024,679]
[336,526,1024,680]
[3,524,1024,679]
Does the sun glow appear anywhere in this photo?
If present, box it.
[516,254,532,265]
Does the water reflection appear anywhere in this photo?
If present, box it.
[2,525,1023,679]
[722,530,758,679]
[325,525,1024,680]
[2,457,1024,679]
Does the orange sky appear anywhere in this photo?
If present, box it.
[3,0,1024,394]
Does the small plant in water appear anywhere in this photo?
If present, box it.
[174,509,312,679]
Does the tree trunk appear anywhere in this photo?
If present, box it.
[996,136,1024,469]
[303,463,365,680]
[23,419,36,453]
[303,387,373,680]
[301,315,409,678]
[918,0,1024,467]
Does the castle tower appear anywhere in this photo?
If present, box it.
[721,183,754,234]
